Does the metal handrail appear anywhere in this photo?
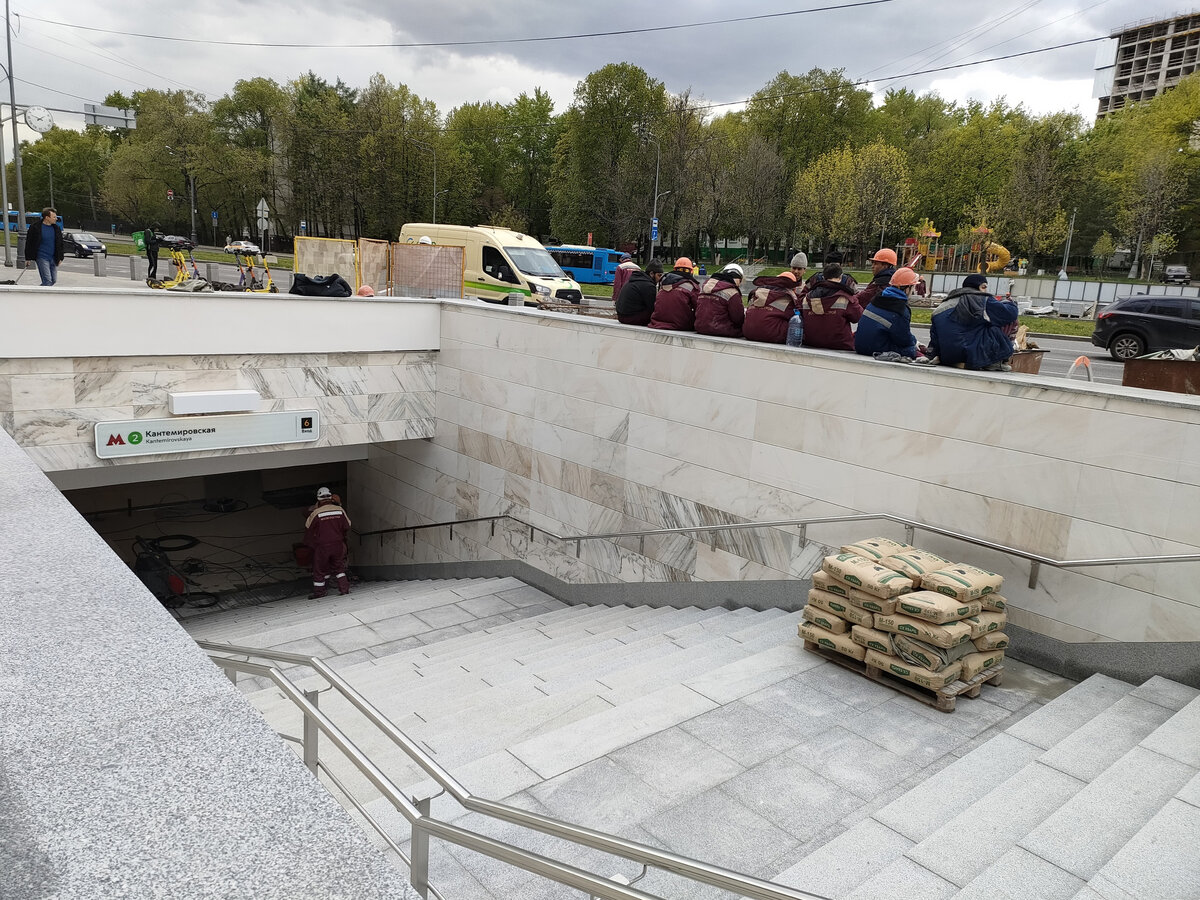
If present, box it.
[202,643,828,900]
[356,511,1200,589]
[211,655,664,900]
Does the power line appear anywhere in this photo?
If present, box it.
[22,1,899,49]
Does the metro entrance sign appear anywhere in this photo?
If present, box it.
[95,411,320,459]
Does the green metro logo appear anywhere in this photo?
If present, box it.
[128,431,143,444]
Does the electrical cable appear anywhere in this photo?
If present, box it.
[22,2,900,50]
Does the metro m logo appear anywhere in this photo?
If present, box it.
[106,434,125,446]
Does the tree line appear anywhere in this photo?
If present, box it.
[14,64,1199,274]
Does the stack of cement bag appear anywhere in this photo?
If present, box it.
[798,537,1011,692]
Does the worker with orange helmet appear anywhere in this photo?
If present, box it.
[648,256,701,331]
[854,247,898,309]
[854,267,921,360]
[743,269,802,344]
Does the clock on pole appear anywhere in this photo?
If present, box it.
[23,106,54,133]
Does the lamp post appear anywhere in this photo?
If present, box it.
[406,136,437,223]
[164,145,197,245]
[1059,206,1077,279]
[434,188,449,225]
[637,127,662,265]
[6,0,27,267]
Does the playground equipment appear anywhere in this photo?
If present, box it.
[900,219,1011,274]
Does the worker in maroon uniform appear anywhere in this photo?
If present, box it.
[304,486,351,598]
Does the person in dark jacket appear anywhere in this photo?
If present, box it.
[303,486,352,598]
[25,207,64,286]
[927,274,1019,371]
[853,247,898,309]
[743,271,800,344]
[649,257,701,331]
[611,253,639,301]
[615,260,662,325]
[694,263,745,338]
[802,263,863,351]
[855,267,920,359]
[143,223,161,280]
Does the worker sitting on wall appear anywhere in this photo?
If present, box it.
[304,487,351,598]
[927,274,1019,372]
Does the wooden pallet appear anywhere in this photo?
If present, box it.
[803,640,1005,713]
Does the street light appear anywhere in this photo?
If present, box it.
[405,135,437,224]
[636,127,666,264]
[164,145,198,245]
[434,188,449,224]
[5,0,27,266]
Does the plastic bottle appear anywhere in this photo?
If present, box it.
[786,308,804,347]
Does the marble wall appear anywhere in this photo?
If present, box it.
[0,351,436,472]
[352,301,1200,646]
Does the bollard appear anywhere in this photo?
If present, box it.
[129,256,138,280]
[93,254,106,277]
[206,263,218,284]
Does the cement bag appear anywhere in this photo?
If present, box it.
[846,589,898,616]
[811,570,852,599]
[981,594,1007,612]
[892,633,973,673]
[802,604,849,635]
[822,553,914,600]
[798,622,866,662]
[974,631,1010,652]
[881,549,952,587]
[960,650,1004,680]
[963,610,1008,639]
[873,612,974,650]
[851,624,895,655]
[808,589,874,627]
[865,649,963,691]
[921,564,1004,602]
[894,591,982,625]
[840,537,913,562]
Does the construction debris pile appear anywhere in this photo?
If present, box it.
[798,537,1010,701]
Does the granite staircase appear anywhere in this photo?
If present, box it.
[186,578,1200,900]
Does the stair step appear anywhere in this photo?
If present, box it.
[1083,796,1200,900]
[953,846,1085,900]
[1004,674,1134,750]
[1036,694,1175,782]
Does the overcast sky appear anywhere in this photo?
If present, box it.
[3,0,1194,141]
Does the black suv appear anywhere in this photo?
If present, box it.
[1091,294,1200,361]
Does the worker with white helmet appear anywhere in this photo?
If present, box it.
[694,263,746,338]
[417,235,433,245]
[303,487,352,598]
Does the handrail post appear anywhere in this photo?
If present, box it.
[1028,560,1041,590]
[411,795,432,898]
[798,524,806,546]
[302,689,319,775]
[905,524,915,545]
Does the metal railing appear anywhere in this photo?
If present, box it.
[357,511,1200,590]
[201,642,827,900]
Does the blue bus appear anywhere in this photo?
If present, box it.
[544,244,621,284]
[5,210,54,232]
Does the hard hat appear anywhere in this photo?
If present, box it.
[871,248,898,265]
[721,263,744,278]
[790,252,809,268]
[316,486,332,499]
[357,284,376,297]
[890,267,920,287]
[418,235,433,245]
[778,271,797,283]
[673,257,694,270]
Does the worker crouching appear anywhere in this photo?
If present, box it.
[304,487,351,598]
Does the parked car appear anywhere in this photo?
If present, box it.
[62,231,107,258]
[224,240,261,255]
[1091,294,1200,361]
[1162,265,1191,285]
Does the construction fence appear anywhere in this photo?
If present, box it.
[293,237,464,299]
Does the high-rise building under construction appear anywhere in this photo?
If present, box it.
[1094,12,1200,118]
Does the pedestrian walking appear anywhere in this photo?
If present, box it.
[25,207,64,286]
[303,487,351,598]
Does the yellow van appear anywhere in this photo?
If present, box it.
[398,223,583,306]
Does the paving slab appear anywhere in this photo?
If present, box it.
[683,642,823,705]
[524,755,676,835]
[678,699,811,769]
[1178,770,1200,808]
[1139,695,1200,767]
[1037,695,1174,782]
[773,817,912,899]
[608,725,745,800]
[840,696,971,767]
[455,593,518,618]
[1005,674,1134,750]
[1085,798,1200,900]
[872,731,1043,842]
[845,855,957,900]
[1019,745,1196,881]
[786,725,915,802]
[906,761,1085,887]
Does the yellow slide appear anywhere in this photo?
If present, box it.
[984,242,1011,274]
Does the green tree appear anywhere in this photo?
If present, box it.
[996,113,1081,263]
[791,145,855,258]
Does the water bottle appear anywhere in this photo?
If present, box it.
[786,309,804,347]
